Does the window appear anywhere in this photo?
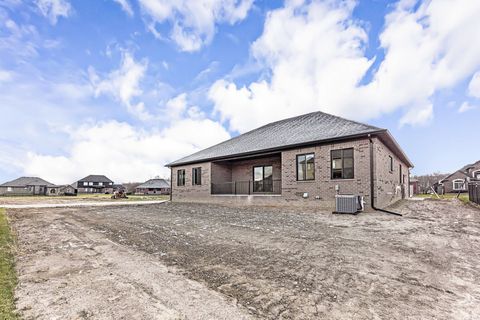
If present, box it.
[177,169,185,186]
[399,164,402,183]
[99,182,103,186]
[389,156,394,172]
[453,179,465,190]
[7,187,12,192]
[296,153,315,181]
[253,165,273,192]
[83,182,88,186]
[89,182,93,186]
[192,167,202,185]
[474,170,480,180]
[331,148,354,179]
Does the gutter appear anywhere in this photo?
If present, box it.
[368,134,402,217]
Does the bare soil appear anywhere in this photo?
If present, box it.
[0,195,168,205]
[7,199,480,319]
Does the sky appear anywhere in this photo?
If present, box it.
[0,0,479,184]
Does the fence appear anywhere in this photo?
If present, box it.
[468,182,480,205]
[211,180,281,195]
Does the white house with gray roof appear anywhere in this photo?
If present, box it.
[166,111,413,210]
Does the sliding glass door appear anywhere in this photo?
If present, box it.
[253,165,273,193]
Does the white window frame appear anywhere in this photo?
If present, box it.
[473,170,480,179]
[99,182,103,186]
[89,182,93,186]
[452,179,465,191]
[7,187,12,192]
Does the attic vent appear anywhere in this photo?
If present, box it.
[335,195,364,214]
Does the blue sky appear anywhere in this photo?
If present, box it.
[0,0,479,184]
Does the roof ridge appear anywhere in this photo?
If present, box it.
[167,110,388,167]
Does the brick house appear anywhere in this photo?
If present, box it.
[462,160,480,180]
[439,160,480,193]
[135,179,171,195]
[166,112,413,210]
[75,175,114,194]
[0,177,76,196]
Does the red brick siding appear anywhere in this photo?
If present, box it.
[170,137,410,209]
[171,162,211,201]
[372,138,409,207]
[231,156,282,182]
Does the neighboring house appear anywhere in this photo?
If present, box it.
[47,184,77,196]
[166,111,413,210]
[112,184,126,193]
[135,179,171,195]
[439,160,480,193]
[75,175,114,194]
[462,160,480,180]
[0,177,71,196]
[439,170,470,193]
[409,179,419,195]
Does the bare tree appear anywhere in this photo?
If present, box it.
[412,172,448,194]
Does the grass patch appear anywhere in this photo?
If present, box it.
[0,208,18,319]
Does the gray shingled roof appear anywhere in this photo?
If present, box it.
[440,170,471,182]
[136,179,170,189]
[167,111,384,166]
[0,177,56,187]
[460,160,480,172]
[77,175,113,183]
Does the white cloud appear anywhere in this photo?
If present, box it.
[209,0,480,132]
[165,93,187,119]
[468,71,480,98]
[114,0,134,16]
[138,0,254,51]
[36,0,72,25]
[23,119,230,184]
[458,102,476,113]
[0,15,42,57]
[90,52,153,121]
[399,103,433,126]
[0,69,13,82]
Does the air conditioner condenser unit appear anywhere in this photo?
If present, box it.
[334,195,364,214]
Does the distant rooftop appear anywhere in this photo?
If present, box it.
[136,179,170,189]
[0,177,56,187]
[77,175,113,183]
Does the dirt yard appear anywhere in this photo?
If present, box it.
[7,199,480,319]
[0,194,168,205]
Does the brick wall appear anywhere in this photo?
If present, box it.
[280,139,371,209]
[211,162,232,184]
[170,137,410,210]
[231,155,281,181]
[171,162,211,201]
[372,138,409,207]
[441,171,469,193]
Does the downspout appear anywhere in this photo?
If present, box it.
[368,134,402,217]
[170,168,173,202]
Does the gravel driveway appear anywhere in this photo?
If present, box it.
[8,199,480,319]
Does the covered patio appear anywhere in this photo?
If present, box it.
[210,153,282,195]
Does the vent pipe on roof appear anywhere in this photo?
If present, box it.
[368,134,402,217]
